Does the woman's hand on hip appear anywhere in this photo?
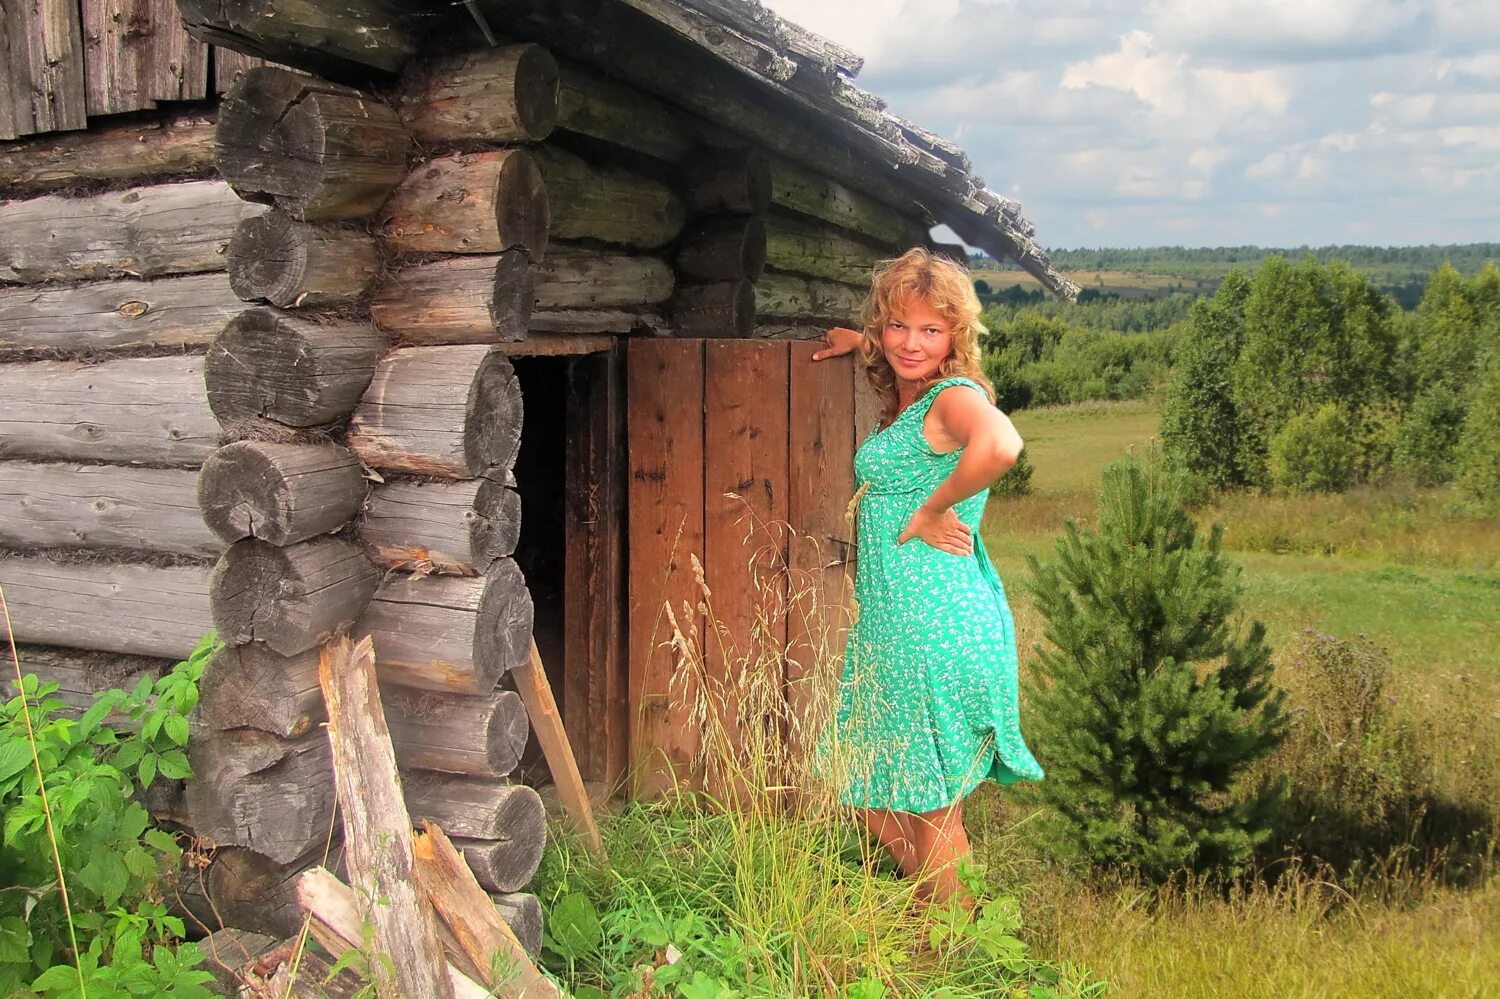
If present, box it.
[811,326,863,361]
[898,504,973,556]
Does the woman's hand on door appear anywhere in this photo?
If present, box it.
[811,326,863,361]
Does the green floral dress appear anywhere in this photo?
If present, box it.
[815,376,1044,813]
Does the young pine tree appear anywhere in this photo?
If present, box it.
[1023,450,1288,883]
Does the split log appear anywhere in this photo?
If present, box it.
[0,272,241,353]
[399,44,559,143]
[356,558,532,694]
[204,308,386,429]
[226,210,380,307]
[180,1,416,79]
[534,145,684,249]
[359,474,520,574]
[0,355,217,465]
[557,60,692,163]
[370,252,533,345]
[0,558,212,660]
[764,213,892,286]
[209,537,379,656]
[412,824,563,996]
[376,150,548,258]
[676,217,766,281]
[0,462,220,556]
[0,179,264,284]
[215,67,411,222]
[528,308,668,336]
[319,635,454,999]
[346,345,523,477]
[185,728,335,864]
[197,643,326,738]
[684,147,771,215]
[755,273,867,322]
[452,827,545,895]
[2,645,165,718]
[197,441,366,546]
[0,113,215,197]
[534,246,674,308]
[489,893,543,958]
[402,774,545,843]
[670,281,754,338]
[383,686,528,778]
[769,156,929,248]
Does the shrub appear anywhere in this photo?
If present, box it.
[1269,404,1359,493]
[1393,384,1467,485]
[1457,358,1500,501]
[991,446,1033,497]
[1023,449,1288,883]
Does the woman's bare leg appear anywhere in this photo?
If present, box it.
[910,799,974,906]
[856,807,921,879]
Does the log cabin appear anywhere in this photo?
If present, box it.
[1,0,1076,947]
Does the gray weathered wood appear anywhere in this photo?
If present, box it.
[557,59,692,162]
[0,112,215,196]
[676,216,766,281]
[1,644,166,718]
[489,892,543,958]
[684,146,770,214]
[764,212,892,285]
[383,686,528,778]
[0,272,242,353]
[0,0,86,139]
[0,354,217,465]
[670,280,754,337]
[319,635,455,999]
[535,145,684,249]
[204,844,342,940]
[453,827,544,895]
[755,272,867,322]
[535,246,674,308]
[185,727,335,864]
[197,441,366,546]
[0,461,220,556]
[227,210,379,308]
[356,558,532,695]
[346,345,523,477]
[179,0,416,78]
[205,307,386,429]
[0,179,264,284]
[210,536,379,655]
[198,642,325,738]
[82,0,209,115]
[359,474,520,574]
[370,252,533,346]
[399,43,558,143]
[215,66,411,221]
[376,150,549,259]
[0,557,212,661]
[402,773,544,843]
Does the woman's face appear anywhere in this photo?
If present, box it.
[881,295,954,387]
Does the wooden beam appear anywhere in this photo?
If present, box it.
[226,210,380,308]
[197,441,368,547]
[0,0,86,139]
[210,537,379,656]
[514,640,603,855]
[0,273,242,354]
[82,0,209,115]
[0,112,215,197]
[399,43,559,143]
[179,0,417,79]
[359,474,521,575]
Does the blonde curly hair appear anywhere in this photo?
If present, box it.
[859,247,994,428]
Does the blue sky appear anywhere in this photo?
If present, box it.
[767,0,1500,249]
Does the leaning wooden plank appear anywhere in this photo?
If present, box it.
[226,210,380,308]
[185,727,335,864]
[0,558,212,660]
[0,113,215,197]
[383,686,528,778]
[370,253,534,345]
[356,559,532,694]
[0,355,217,465]
[0,179,264,284]
[0,272,242,353]
[180,0,416,78]
[358,474,521,575]
[296,867,488,999]
[197,441,367,547]
[412,821,568,997]
[197,642,326,738]
[215,67,411,221]
[346,345,524,477]
[210,537,379,656]
[318,635,454,999]
[0,0,86,139]
[514,641,604,856]
[400,43,559,143]
[376,150,548,259]
[0,462,221,557]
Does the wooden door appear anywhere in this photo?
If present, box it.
[626,338,867,799]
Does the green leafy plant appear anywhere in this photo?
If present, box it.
[1,629,220,996]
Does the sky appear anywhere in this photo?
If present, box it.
[766,0,1500,249]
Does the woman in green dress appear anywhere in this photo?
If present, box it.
[810,247,1044,906]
